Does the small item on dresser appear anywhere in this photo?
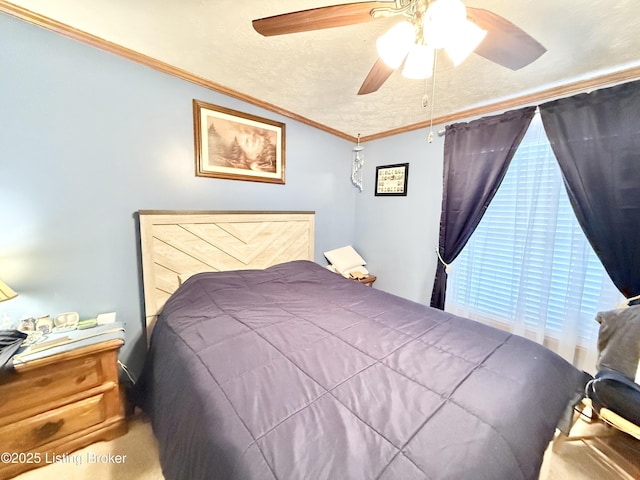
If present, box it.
[77,317,98,329]
[18,317,36,332]
[35,315,53,334]
[53,312,79,332]
[1,313,12,330]
[21,330,44,347]
[97,312,117,325]
[0,329,28,381]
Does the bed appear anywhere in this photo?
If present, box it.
[136,211,589,480]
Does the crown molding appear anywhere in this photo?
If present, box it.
[0,1,354,141]
[3,0,640,144]
[360,65,640,142]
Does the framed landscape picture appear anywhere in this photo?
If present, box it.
[375,163,409,196]
[193,99,285,184]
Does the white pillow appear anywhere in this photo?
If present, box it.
[323,246,366,275]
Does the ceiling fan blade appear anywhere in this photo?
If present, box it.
[358,58,396,95]
[253,2,392,37]
[466,7,546,70]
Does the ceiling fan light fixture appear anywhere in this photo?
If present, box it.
[423,0,467,49]
[376,21,415,69]
[445,19,487,66]
[402,44,434,79]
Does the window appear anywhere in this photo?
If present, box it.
[446,114,623,360]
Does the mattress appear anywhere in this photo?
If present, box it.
[139,260,588,479]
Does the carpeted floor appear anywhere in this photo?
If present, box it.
[13,416,164,480]
[13,414,640,480]
[542,417,640,480]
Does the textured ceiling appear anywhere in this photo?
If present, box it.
[5,0,640,139]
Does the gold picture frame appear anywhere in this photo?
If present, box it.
[375,163,409,196]
[193,99,285,184]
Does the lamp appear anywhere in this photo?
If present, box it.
[423,0,467,49]
[0,279,17,303]
[403,43,434,79]
[376,21,415,69]
[0,279,17,330]
[444,19,487,66]
[377,0,487,79]
[375,0,487,143]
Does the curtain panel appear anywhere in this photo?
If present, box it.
[445,114,623,368]
[540,80,640,302]
[431,106,536,309]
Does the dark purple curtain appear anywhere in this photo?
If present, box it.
[430,107,535,309]
[539,80,640,301]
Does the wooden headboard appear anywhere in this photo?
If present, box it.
[138,210,315,336]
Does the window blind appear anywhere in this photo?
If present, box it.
[446,114,623,349]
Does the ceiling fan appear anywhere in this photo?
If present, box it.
[252,0,546,95]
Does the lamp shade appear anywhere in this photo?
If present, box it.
[445,19,487,66]
[0,279,17,303]
[423,0,467,49]
[402,44,435,79]
[376,21,415,69]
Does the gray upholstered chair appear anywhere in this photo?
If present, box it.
[585,305,640,439]
[553,305,640,459]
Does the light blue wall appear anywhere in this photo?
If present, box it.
[354,130,444,305]
[0,13,360,373]
[0,13,447,375]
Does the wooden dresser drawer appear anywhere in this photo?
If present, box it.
[0,340,127,478]
[0,356,103,419]
[0,394,107,452]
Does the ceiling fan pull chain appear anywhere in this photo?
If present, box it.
[427,48,438,143]
[422,75,429,108]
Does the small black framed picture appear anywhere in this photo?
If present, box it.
[375,163,409,196]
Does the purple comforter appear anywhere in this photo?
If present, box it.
[140,260,587,479]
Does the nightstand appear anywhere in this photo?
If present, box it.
[0,339,127,478]
[353,274,376,287]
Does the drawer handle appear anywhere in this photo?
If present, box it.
[35,419,64,439]
[35,377,53,387]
